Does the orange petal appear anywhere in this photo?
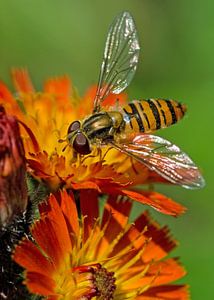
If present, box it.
[44,76,72,102]
[80,85,127,117]
[101,196,132,242]
[83,85,127,108]
[0,81,21,113]
[94,196,133,256]
[102,91,127,107]
[80,189,99,241]
[133,211,177,261]
[74,181,185,216]
[31,216,71,268]
[38,193,72,251]
[72,181,101,191]
[11,68,35,94]
[148,258,186,286]
[27,159,51,178]
[130,258,186,289]
[25,272,57,296]
[13,239,54,276]
[111,209,175,260]
[0,81,14,101]
[58,190,79,236]
[120,189,186,216]
[139,285,189,299]
[19,120,40,152]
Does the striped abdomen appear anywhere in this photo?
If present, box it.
[122,99,186,133]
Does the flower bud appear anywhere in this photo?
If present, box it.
[0,105,27,227]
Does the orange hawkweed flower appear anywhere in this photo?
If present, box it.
[13,190,189,300]
[0,69,185,216]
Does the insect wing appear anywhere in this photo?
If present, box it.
[112,134,205,189]
[93,11,140,112]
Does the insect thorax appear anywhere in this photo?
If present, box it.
[82,111,124,141]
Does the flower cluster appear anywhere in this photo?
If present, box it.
[0,69,191,299]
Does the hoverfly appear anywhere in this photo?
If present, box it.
[66,11,205,189]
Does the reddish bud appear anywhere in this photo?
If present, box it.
[0,105,27,227]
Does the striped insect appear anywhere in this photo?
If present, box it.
[66,11,205,189]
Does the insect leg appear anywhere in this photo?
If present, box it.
[101,146,115,162]
[81,153,97,164]
[130,157,139,175]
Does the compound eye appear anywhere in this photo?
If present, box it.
[67,121,81,134]
[73,133,91,155]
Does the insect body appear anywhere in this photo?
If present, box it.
[66,11,204,189]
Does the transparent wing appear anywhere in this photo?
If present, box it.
[111,134,205,189]
[93,11,140,112]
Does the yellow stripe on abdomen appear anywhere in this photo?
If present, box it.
[122,99,186,134]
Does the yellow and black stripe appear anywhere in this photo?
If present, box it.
[122,98,186,133]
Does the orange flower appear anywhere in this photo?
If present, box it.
[0,105,27,227]
[13,190,189,299]
[0,69,186,216]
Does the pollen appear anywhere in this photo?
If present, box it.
[70,264,116,299]
[92,264,116,299]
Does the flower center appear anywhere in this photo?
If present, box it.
[73,264,116,300]
[92,264,116,299]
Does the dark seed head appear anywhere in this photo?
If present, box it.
[92,266,116,299]
[73,132,91,155]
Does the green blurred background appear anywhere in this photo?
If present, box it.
[0,0,213,298]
